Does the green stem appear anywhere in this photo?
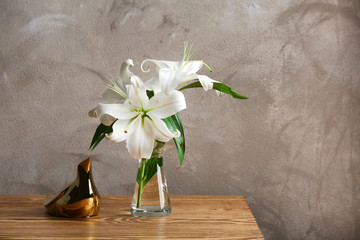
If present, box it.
[136,158,146,208]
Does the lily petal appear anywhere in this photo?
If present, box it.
[181,73,198,83]
[100,114,116,126]
[197,75,217,91]
[182,61,203,74]
[141,59,181,73]
[144,77,162,95]
[216,90,225,97]
[119,59,134,86]
[148,116,177,142]
[126,117,154,159]
[128,76,149,108]
[106,119,129,142]
[88,107,98,118]
[113,76,128,96]
[159,68,186,95]
[89,107,116,125]
[97,103,137,120]
[147,91,186,119]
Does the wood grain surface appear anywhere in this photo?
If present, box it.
[0,195,264,239]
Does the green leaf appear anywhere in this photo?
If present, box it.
[136,157,163,192]
[213,82,248,99]
[179,81,202,91]
[162,113,185,166]
[146,90,154,99]
[179,81,248,99]
[89,120,116,151]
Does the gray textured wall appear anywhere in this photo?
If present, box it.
[1,0,360,239]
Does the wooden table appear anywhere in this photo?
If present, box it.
[0,195,264,239]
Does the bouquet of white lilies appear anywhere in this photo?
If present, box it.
[89,43,247,162]
[88,43,247,213]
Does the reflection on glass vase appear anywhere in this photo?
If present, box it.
[131,142,172,217]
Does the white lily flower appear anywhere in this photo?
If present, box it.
[141,43,219,95]
[93,76,186,159]
[89,59,134,125]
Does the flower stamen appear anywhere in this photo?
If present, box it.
[105,77,127,99]
[200,61,213,72]
[124,113,143,133]
[180,42,197,71]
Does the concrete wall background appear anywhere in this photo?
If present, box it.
[1,0,360,239]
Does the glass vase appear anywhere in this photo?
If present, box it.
[131,142,172,217]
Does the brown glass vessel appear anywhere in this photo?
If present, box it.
[44,157,100,217]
